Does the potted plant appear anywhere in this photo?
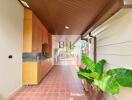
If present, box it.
[77,55,132,100]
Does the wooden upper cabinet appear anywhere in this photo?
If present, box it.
[32,13,42,53]
[42,27,48,44]
[23,9,32,53]
[48,33,52,57]
[23,8,50,53]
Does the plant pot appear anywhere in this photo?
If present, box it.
[82,79,89,92]
[87,84,103,100]
[82,80,103,100]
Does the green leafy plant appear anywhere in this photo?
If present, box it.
[65,46,75,53]
[77,55,132,95]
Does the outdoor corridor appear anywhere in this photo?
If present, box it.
[10,60,89,100]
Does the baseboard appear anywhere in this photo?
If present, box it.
[7,85,23,100]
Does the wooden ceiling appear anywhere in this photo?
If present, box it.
[22,0,123,35]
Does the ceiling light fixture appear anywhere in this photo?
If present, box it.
[19,0,30,8]
[65,26,70,29]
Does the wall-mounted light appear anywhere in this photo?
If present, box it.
[19,0,30,8]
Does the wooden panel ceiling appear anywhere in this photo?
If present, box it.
[22,0,123,35]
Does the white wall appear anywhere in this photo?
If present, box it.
[0,0,23,99]
[92,8,132,100]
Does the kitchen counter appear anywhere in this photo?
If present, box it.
[22,53,49,62]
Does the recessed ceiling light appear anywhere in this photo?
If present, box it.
[65,26,70,29]
[20,0,30,8]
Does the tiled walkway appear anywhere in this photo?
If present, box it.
[10,62,89,100]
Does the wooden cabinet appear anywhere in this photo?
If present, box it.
[32,14,42,53]
[22,8,53,85]
[23,8,49,53]
[44,59,52,74]
[22,59,53,85]
[22,62,40,85]
[23,9,32,53]
[42,27,49,44]
[39,59,53,81]
[48,33,52,57]
[23,8,52,54]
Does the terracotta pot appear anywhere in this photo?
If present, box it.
[82,79,89,92]
[82,80,103,100]
[88,85,103,100]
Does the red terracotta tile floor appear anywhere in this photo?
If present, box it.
[10,64,89,100]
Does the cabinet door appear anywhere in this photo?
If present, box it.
[23,8,32,53]
[32,14,42,53]
[42,60,49,76]
[42,27,48,44]
[22,62,38,85]
[38,61,42,82]
[40,59,53,78]
[48,33,52,57]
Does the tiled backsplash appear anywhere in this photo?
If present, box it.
[22,53,49,62]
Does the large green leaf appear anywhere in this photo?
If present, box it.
[78,67,94,84]
[107,68,132,87]
[77,72,94,84]
[78,71,99,79]
[95,59,106,77]
[94,74,120,95]
[79,67,92,73]
[78,55,132,95]
[81,55,95,72]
